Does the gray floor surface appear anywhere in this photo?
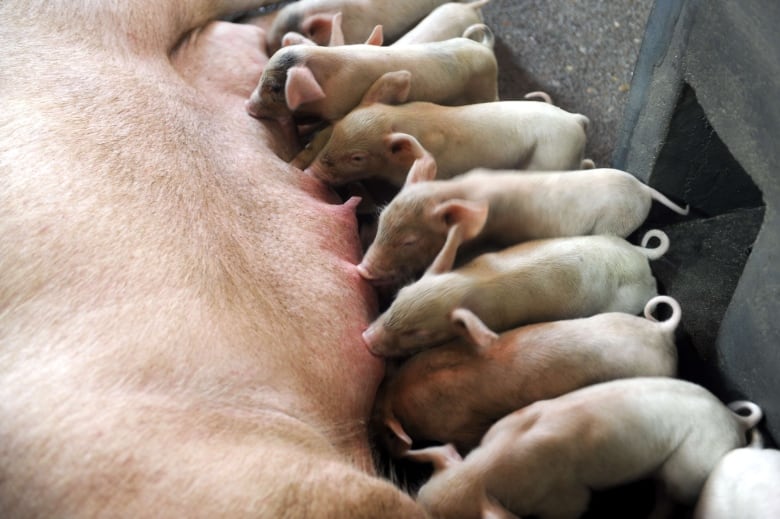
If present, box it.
[482,0,653,166]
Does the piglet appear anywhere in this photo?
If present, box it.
[693,430,780,519]
[362,230,669,357]
[305,77,590,186]
[393,1,492,45]
[409,377,763,519]
[374,295,680,457]
[246,37,497,123]
[358,167,689,286]
[265,0,458,52]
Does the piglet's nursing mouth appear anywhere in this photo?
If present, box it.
[361,324,387,357]
[303,163,328,183]
[356,264,401,288]
[244,98,261,118]
[355,263,374,280]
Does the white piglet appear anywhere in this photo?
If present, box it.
[358,166,689,285]
[362,230,669,357]
[246,40,497,123]
[374,296,680,456]
[409,378,763,519]
[694,430,780,519]
[305,74,589,186]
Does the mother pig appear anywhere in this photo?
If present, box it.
[0,1,424,517]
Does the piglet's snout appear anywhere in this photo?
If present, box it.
[356,254,400,287]
[356,263,376,281]
[356,260,393,284]
[304,160,331,182]
[244,95,262,118]
[362,324,386,356]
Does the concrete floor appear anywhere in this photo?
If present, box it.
[482,0,653,166]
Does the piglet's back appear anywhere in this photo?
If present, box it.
[457,234,659,330]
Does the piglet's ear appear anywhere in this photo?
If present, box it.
[300,13,337,46]
[361,70,412,105]
[393,134,436,186]
[285,66,326,111]
[432,199,489,241]
[404,152,437,186]
[327,12,345,46]
[365,25,384,45]
[385,132,425,167]
[425,200,488,275]
[451,307,498,349]
[404,444,462,474]
[425,224,462,275]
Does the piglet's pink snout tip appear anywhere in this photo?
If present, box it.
[356,262,399,287]
[244,99,258,117]
[356,263,375,281]
[244,96,264,118]
[361,325,385,357]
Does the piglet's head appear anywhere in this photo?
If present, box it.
[358,137,439,284]
[305,112,391,185]
[305,71,417,186]
[362,277,460,357]
[246,69,287,119]
[246,46,326,121]
[362,316,434,359]
[361,138,488,283]
[361,183,488,286]
[306,124,427,186]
